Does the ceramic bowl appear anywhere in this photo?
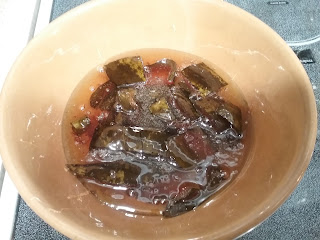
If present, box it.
[0,0,317,239]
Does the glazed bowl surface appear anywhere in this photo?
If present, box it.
[0,0,317,239]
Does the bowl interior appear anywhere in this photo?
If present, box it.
[0,0,316,239]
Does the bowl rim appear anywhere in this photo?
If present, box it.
[0,0,317,239]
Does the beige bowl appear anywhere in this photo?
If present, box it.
[0,0,317,239]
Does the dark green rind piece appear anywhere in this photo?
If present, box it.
[149,97,169,115]
[170,87,198,121]
[206,165,225,190]
[91,126,127,150]
[163,166,224,218]
[139,129,171,156]
[192,95,242,133]
[90,81,117,110]
[166,127,215,167]
[90,126,172,156]
[167,135,197,166]
[161,59,177,84]
[149,97,175,122]
[71,116,91,135]
[163,202,196,218]
[217,102,242,133]
[67,161,140,187]
[117,88,137,112]
[182,62,228,95]
[89,111,115,150]
[173,73,194,97]
[193,95,221,114]
[99,94,116,111]
[104,56,146,86]
[167,152,194,169]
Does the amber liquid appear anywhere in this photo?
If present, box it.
[62,49,251,216]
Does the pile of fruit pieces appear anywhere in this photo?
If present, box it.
[67,56,243,217]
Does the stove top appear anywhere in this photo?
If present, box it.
[1,0,319,239]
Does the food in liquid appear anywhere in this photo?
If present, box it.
[62,49,249,217]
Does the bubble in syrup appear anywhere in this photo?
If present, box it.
[110,170,116,179]
[112,194,124,200]
[79,104,85,111]
[172,175,180,181]
[185,134,194,142]
[128,189,138,198]
[237,143,244,149]
[196,167,203,174]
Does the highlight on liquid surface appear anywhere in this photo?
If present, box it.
[62,49,250,218]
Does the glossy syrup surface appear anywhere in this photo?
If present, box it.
[62,49,251,217]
